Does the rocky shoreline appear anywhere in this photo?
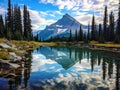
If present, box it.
[0,40,120,69]
[0,39,37,70]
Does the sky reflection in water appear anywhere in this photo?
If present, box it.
[29,46,118,90]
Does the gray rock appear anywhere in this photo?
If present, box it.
[0,43,11,48]
[9,63,20,68]
[4,39,15,48]
[9,52,22,61]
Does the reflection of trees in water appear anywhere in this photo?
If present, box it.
[108,58,113,78]
[91,50,97,72]
[0,51,32,90]
[74,48,120,89]
[51,47,120,89]
[116,59,120,90]
[35,46,120,89]
[102,57,107,80]
[86,50,120,89]
[37,46,120,89]
[23,51,32,88]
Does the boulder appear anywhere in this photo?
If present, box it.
[0,43,11,48]
[9,52,22,61]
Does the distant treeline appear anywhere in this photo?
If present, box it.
[38,1,120,43]
[0,0,33,40]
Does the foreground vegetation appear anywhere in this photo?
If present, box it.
[0,38,57,60]
[0,38,40,60]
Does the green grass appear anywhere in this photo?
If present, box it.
[89,41,120,48]
[6,48,16,52]
[0,51,10,60]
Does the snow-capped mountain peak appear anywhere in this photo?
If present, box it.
[37,13,87,40]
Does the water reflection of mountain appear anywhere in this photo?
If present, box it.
[36,46,84,69]
[36,46,120,90]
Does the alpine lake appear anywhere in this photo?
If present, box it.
[0,46,120,90]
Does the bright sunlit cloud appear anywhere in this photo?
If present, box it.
[0,0,119,31]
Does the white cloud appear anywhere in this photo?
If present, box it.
[72,6,79,11]
[75,14,93,25]
[29,9,56,30]
[39,0,119,25]
[32,53,57,72]
[40,0,82,10]
[0,7,6,15]
[49,13,55,17]
[39,0,118,11]
[55,11,63,15]
[28,9,64,31]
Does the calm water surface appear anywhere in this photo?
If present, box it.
[0,46,120,90]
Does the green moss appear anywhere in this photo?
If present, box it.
[7,48,16,52]
[0,51,10,60]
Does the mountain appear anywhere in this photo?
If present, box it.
[38,14,88,41]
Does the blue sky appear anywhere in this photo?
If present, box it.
[0,0,119,31]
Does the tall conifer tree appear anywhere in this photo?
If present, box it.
[0,15,4,37]
[23,5,28,40]
[69,29,72,42]
[75,29,77,41]
[78,25,83,41]
[14,5,22,40]
[6,0,12,40]
[87,23,90,41]
[23,5,33,41]
[98,24,104,43]
[109,11,114,41]
[115,1,120,43]
[91,15,96,41]
[103,6,108,41]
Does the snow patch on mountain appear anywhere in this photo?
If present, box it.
[37,14,87,40]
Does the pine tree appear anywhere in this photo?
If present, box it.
[35,33,39,41]
[109,11,114,41]
[6,0,12,40]
[103,6,108,41]
[0,15,5,37]
[98,24,104,43]
[87,23,90,41]
[83,33,87,42]
[69,29,72,42]
[91,15,96,41]
[75,29,77,41]
[23,5,33,41]
[7,0,11,29]
[11,5,14,39]
[27,11,33,40]
[23,5,28,40]
[78,25,83,41]
[115,1,120,43]
[4,14,7,38]
[13,5,22,40]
